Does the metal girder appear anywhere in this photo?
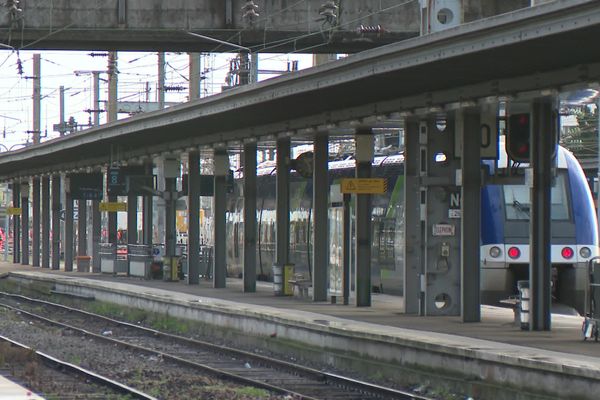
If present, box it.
[1,1,600,178]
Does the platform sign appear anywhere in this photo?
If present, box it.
[99,202,127,212]
[107,166,125,196]
[69,172,103,200]
[340,178,387,194]
[107,166,146,196]
[7,207,21,215]
[448,191,461,219]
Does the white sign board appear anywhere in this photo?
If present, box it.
[432,224,456,236]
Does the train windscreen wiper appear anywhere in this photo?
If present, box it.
[512,200,530,217]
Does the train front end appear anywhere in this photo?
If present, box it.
[481,147,599,315]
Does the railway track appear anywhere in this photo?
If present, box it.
[0,291,431,400]
[0,334,157,399]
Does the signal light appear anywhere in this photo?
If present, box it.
[507,246,521,259]
[561,247,574,259]
[507,113,530,162]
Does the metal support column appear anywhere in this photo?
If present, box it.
[276,137,290,267]
[460,109,482,322]
[108,194,117,244]
[187,150,200,284]
[51,175,60,270]
[164,177,177,258]
[127,194,137,244]
[342,193,350,305]
[127,192,138,275]
[422,115,461,316]
[530,97,556,331]
[91,199,101,272]
[78,200,87,256]
[20,181,29,265]
[12,182,20,264]
[313,134,329,301]
[32,177,40,266]
[142,161,153,246]
[404,119,422,314]
[64,190,74,272]
[355,130,373,307]
[243,141,257,292]
[41,176,50,268]
[213,150,228,288]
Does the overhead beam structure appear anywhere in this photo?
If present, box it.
[0,0,419,53]
[1,1,600,180]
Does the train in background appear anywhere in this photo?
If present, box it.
[220,144,597,314]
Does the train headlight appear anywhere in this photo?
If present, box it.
[507,247,520,259]
[580,247,592,258]
[489,246,502,258]
[561,247,574,259]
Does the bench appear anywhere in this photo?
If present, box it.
[288,278,312,298]
[499,296,520,324]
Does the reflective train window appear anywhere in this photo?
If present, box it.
[503,173,570,220]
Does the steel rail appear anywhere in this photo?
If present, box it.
[0,291,431,400]
[0,333,158,400]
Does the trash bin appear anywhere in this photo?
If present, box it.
[272,264,294,296]
[517,280,530,330]
[128,244,153,278]
[99,243,116,274]
[75,255,91,272]
[163,256,180,281]
[273,264,283,295]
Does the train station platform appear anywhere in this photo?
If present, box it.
[1,262,599,399]
[0,375,43,400]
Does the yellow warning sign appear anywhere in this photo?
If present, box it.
[340,178,387,194]
[99,202,127,212]
[7,207,21,215]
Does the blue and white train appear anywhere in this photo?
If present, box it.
[480,144,598,314]
[223,143,598,314]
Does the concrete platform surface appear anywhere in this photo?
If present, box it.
[0,375,43,399]
[2,262,600,399]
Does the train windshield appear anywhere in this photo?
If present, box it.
[503,173,570,221]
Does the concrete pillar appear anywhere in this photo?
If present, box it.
[78,200,87,256]
[20,181,29,266]
[91,199,101,272]
[64,189,74,272]
[460,109,482,322]
[355,130,373,307]
[403,118,422,314]
[276,137,290,266]
[243,141,257,292]
[187,150,200,284]
[312,134,329,301]
[32,177,40,266]
[530,97,556,331]
[189,53,201,100]
[107,52,118,122]
[41,176,50,268]
[12,182,20,264]
[213,149,228,288]
[51,175,61,270]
